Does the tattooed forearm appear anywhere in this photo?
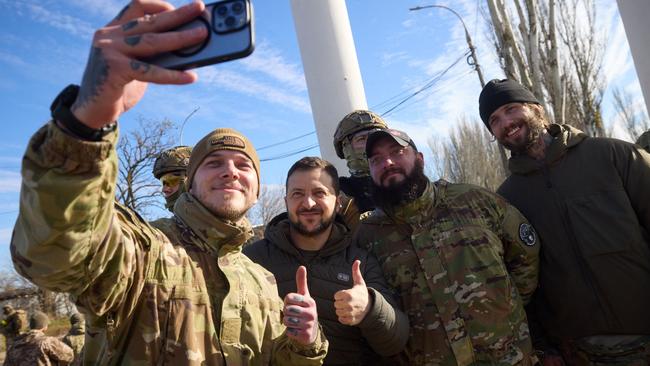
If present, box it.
[114,5,130,21]
[73,47,109,111]
[122,20,138,32]
[125,35,141,46]
[130,60,151,73]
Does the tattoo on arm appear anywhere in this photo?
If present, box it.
[122,20,138,32]
[74,47,109,111]
[130,60,151,74]
[124,35,141,46]
[114,5,130,21]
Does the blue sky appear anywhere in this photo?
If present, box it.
[0,0,644,273]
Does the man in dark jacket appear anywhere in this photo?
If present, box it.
[245,156,409,366]
[480,78,650,365]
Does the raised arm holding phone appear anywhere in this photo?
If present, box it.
[10,1,327,364]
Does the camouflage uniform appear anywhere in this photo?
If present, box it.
[62,313,85,366]
[356,179,540,365]
[152,145,192,212]
[4,329,74,366]
[1,306,28,348]
[11,122,327,365]
[333,110,388,231]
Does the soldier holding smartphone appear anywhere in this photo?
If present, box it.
[10,1,327,364]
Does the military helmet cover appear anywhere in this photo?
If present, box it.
[334,110,388,158]
[153,146,192,179]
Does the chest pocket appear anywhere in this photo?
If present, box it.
[421,225,514,322]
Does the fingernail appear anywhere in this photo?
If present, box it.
[291,295,304,302]
[287,317,300,324]
[288,307,302,315]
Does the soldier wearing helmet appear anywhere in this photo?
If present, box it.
[152,146,192,212]
[333,110,388,230]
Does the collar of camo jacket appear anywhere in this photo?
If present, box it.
[173,192,254,254]
[384,180,437,226]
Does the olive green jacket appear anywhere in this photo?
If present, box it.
[356,180,539,365]
[499,124,650,343]
[11,122,328,365]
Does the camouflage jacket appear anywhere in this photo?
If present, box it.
[11,122,327,365]
[1,310,27,339]
[63,329,85,366]
[4,329,74,366]
[356,180,539,366]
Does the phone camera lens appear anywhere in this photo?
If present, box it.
[216,5,228,17]
[225,16,236,27]
[232,2,244,14]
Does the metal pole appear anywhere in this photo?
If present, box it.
[410,4,509,174]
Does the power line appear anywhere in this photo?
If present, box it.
[257,131,316,151]
[380,50,470,117]
[260,144,319,162]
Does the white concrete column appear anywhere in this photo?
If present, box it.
[290,0,368,175]
[617,0,650,115]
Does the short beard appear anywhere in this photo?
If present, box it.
[289,211,335,237]
[370,159,428,210]
[504,105,548,154]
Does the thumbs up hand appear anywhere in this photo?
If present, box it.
[283,266,319,345]
[334,260,371,326]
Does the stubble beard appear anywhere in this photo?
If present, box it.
[289,210,336,237]
[502,107,548,154]
[370,159,428,210]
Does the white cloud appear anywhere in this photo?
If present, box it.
[198,68,311,113]
[0,228,12,245]
[0,170,21,194]
[240,41,307,92]
[0,52,26,67]
[63,0,124,20]
[17,2,95,39]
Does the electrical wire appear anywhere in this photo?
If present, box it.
[260,144,319,162]
[257,131,316,151]
[380,50,470,117]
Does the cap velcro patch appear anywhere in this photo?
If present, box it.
[210,135,246,148]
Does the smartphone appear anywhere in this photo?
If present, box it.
[147,0,255,70]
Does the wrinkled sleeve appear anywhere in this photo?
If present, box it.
[357,251,409,357]
[46,337,75,364]
[498,199,540,305]
[616,142,650,233]
[10,121,143,317]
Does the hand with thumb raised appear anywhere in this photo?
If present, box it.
[333,260,371,325]
[283,266,319,345]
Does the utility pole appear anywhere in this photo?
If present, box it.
[410,4,509,173]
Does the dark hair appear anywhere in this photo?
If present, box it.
[286,157,340,195]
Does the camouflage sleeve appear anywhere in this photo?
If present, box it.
[498,199,540,305]
[11,121,142,315]
[44,337,75,364]
[339,192,361,233]
[271,326,328,366]
[357,251,409,356]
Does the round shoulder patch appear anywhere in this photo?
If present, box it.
[519,223,537,246]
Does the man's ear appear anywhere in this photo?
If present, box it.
[416,151,425,164]
[335,195,342,214]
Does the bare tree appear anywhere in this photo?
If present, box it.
[430,117,507,192]
[485,0,606,135]
[611,87,650,141]
[248,184,285,227]
[116,117,177,218]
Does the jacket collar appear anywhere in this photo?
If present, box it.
[173,192,253,254]
[383,180,436,226]
[263,212,351,257]
[509,123,588,174]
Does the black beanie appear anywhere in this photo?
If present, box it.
[479,79,540,130]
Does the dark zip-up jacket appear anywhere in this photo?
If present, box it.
[244,213,409,366]
[498,124,650,343]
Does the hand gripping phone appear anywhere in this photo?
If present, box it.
[148,0,254,70]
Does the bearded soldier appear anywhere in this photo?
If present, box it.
[332,110,388,230]
[356,128,540,365]
[152,145,192,212]
[481,78,650,365]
